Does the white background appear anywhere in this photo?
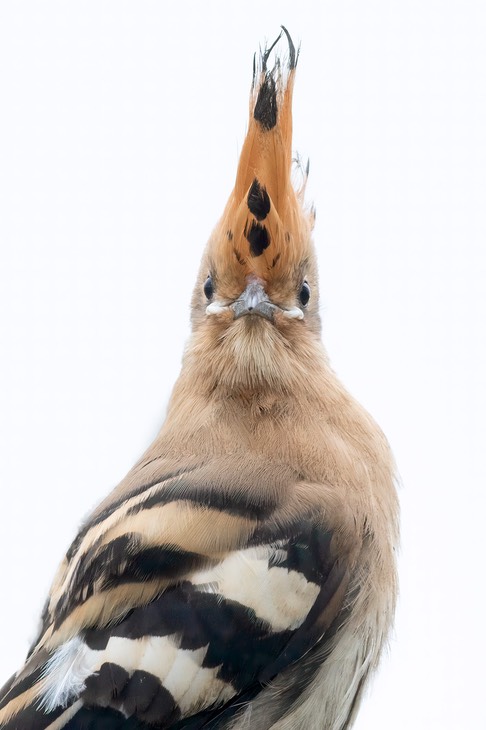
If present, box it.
[0,2,485,728]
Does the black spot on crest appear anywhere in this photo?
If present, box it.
[233,248,245,266]
[285,232,291,243]
[254,72,277,130]
[226,230,233,240]
[245,220,270,257]
[247,179,271,221]
[271,253,281,268]
[252,27,298,130]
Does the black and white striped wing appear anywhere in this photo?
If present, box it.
[0,460,349,729]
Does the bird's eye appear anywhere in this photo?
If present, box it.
[204,275,214,300]
[299,281,311,307]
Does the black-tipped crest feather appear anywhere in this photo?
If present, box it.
[252,27,299,130]
[254,71,278,130]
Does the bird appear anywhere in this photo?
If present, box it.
[0,26,399,730]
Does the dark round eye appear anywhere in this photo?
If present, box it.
[299,281,311,306]
[203,275,214,300]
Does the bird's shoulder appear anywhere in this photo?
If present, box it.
[0,453,360,728]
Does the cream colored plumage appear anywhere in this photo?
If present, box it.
[0,27,398,730]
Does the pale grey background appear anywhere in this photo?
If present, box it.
[0,2,485,727]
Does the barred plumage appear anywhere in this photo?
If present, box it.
[0,27,398,730]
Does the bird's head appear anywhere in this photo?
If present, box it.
[187,28,324,393]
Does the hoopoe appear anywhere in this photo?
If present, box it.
[0,27,398,730]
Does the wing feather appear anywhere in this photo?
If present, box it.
[0,460,355,729]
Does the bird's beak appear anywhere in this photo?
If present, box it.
[205,278,304,321]
[230,279,278,322]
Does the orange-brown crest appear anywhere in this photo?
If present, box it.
[207,28,314,294]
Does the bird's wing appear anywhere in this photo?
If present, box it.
[0,456,354,729]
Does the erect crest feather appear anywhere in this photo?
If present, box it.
[208,27,314,288]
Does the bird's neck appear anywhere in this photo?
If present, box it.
[132,320,393,504]
[178,319,329,401]
[154,320,335,461]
